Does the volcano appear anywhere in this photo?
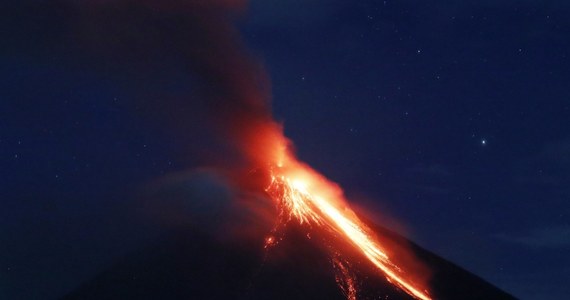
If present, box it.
[61,220,515,300]
[3,2,517,299]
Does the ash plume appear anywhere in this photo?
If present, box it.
[73,0,287,235]
[3,0,285,176]
[76,0,285,172]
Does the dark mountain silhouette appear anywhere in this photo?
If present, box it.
[61,220,516,300]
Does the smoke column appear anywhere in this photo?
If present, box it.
[75,0,289,179]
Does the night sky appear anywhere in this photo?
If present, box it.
[1,1,569,299]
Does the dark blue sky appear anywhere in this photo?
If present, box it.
[246,1,570,298]
[1,1,569,299]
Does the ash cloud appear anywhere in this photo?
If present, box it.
[3,0,282,175]
[1,0,285,246]
[70,0,285,229]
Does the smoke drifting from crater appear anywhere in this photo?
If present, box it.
[76,0,286,172]
[2,0,284,173]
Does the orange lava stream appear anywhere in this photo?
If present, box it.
[266,163,431,300]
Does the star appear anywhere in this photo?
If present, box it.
[481,139,487,146]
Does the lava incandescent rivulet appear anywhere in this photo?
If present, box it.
[263,154,432,300]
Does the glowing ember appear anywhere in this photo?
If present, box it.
[264,159,431,300]
[333,257,358,300]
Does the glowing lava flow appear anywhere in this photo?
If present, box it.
[265,163,431,300]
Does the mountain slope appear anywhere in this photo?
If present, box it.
[62,222,516,300]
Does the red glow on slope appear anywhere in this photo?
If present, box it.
[259,147,431,300]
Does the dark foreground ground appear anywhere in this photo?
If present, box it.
[62,221,516,300]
